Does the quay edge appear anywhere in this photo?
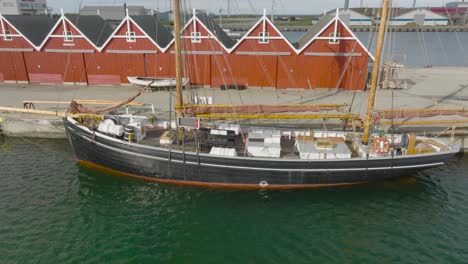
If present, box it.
[0,111,467,153]
[0,113,65,139]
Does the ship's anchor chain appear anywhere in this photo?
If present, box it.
[259,181,268,188]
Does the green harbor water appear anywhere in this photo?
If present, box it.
[1,138,468,263]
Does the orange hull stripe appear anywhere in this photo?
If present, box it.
[76,159,367,190]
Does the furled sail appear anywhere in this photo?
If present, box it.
[181,104,348,116]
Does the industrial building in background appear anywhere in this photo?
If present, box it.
[387,8,449,26]
[0,0,50,15]
[79,6,158,26]
[327,0,451,26]
[328,7,449,26]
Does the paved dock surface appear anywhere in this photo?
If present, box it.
[0,67,467,118]
[1,67,468,149]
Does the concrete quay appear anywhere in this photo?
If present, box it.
[1,67,468,143]
[0,113,65,139]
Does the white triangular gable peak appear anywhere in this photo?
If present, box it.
[98,16,127,52]
[228,9,297,54]
[297,9,375,60]
[165,9,232,53]
[98,14,165,52]
[37,14,101,51]
[0,14,6,36]
[0,14,40,50]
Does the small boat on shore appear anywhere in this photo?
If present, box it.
[127,76,189,88]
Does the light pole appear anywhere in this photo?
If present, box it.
[219,8,223,27]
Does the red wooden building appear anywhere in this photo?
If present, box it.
[0,10,372,91]
[165,10,235,86]
[25,13,112,84]
[0,15,52,83]
[96,13,173,84]
[223,10,297,88]
[280,14,373,90]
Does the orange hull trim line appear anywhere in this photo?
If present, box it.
[76,159,367,190]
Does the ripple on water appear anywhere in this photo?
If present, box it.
[1,138,468,263]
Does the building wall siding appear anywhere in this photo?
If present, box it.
[182,54,211,86]
[176,21,225,52]
[0,16,370,91]
[0,21,32,49]
[224,19,292,89]
[84,53,145,84]
[0,51,28,81]
[24,52,87,83]
[103,20,159,51]
[0,19,32,82]
[211,54,277,88]
[145,53,175,78]
[163,19,226,86]
[42,21,95,50]
[278,22,368,90]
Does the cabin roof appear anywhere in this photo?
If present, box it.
[65,14,114,47]
[2,15,57,46]
[130,14,173,48]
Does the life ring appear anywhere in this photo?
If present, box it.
[374,138,390,155]
[259,181,268,188]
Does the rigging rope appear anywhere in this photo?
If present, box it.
[68,81,154,114]
[17,137,75,162]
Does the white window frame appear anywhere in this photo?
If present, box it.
[126,31,136,42]
[259,32,269,44]
[329,33,340,44]
[64,31,73,42]
[191,32,201,43]
[3,30,12,41]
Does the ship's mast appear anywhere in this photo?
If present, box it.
[173,0,184,117]
[362,0,390,143]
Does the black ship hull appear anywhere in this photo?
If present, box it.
[65,118,459,189]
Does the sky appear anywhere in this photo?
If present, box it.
[47,0,455,14]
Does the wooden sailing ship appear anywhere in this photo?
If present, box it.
[63,0,460,189]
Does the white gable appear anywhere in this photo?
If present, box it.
[228,14,297,53]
